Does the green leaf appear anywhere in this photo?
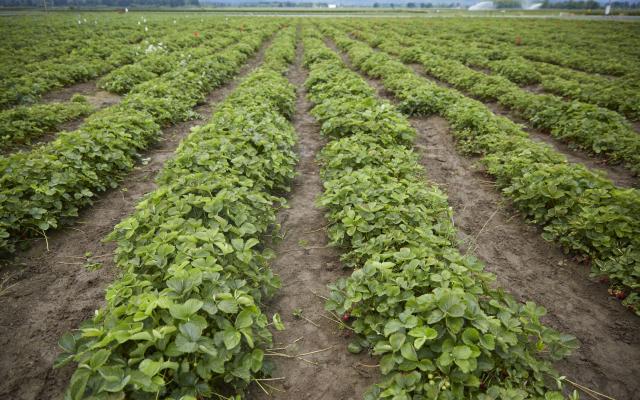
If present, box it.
[400,342,418,361]
[348,342,363,354]
[272,313,285,331]
[218,299,238,314]
[235,309,253,329]
[175,334,199,353]
[67,369,91,400]
[138,359,178,377]
[88,349,110,369]
[223,328,241,350]
[383,319,404,336]
[179,321,203,342]
[389,332,405,351]
[479,334,495,350]
[452,345,472,360]
[379,354,395,375]
[408,326,437,340]
[462,328,480,344]
[427,309,444,324]
[169,299,203,320]
[250,349,264,372]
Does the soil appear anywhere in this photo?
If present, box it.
[1,83,123,155]
[409,63,640,189]
[41,80,121,112]
[0,39,272,400]
[410,115,640,400]
[249,38,378,400]
[332,40,640,400]
[485,101,639,188]
[41,80,101,104]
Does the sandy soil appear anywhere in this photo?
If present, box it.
[0,40,272,400]
[331,40,640,400]
[485,100,639,188]
[0,83,123,155]
[408,63,639,189]
[410,115,640,400]
[41,80,121,112]
[250,38,378,400]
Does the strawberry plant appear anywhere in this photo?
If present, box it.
[330,26,640,315]
[0,26,277,255]
[56,27,298,400]
[303,33,579,400]
[0,95,93,150]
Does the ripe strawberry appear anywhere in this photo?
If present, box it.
[614,290,627,300]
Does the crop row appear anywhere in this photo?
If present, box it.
[0,24,244,150]
[97,25,241,95]
[0,34,143,109]
[324,26,640,314]
[376,26,640,121]
[55,27,297,400]
[0,24,277,255]
[0,95,94,151]
[412,18,639,76]
[0,14,166,78]
[0,16,228,109]
[0,17,143,80]
[349,27,640,175]
[302,31,578,400]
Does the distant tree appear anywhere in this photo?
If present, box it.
[542,0,602,9]
[373,1,380,6]
[495,0,520,8]
[612,1,640,7]
[407,2,416,7]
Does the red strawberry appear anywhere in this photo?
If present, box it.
[614,290,627,300]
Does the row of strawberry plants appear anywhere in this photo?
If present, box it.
[55,27,297,400]
[428,18,639,76]
[98,26,240,95]
[0,95,94,151]
[0,16,144,81]
[302,32,579,400]
[377,27,640,122]
[0,16,227,109]
[326,27,640,314]
[351,27,640,175]
[0,24,277,255]
[0,33,145,109]
[0,24,243,151]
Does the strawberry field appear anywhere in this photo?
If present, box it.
[0,12,638,400]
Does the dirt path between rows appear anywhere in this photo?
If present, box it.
[0,83,122,156]
[408,63,640,189]
[250,37,378,400]
[0,39,272,400]
[330,40,640,400]
[484,100,639,189]
[41,79,121,109]
[409,115,640,400]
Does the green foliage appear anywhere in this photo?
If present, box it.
[303,32,578,400]
[0,24,273,254]
[0,96,93,150]
[334,25,640,315]
[56,27,298,399]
